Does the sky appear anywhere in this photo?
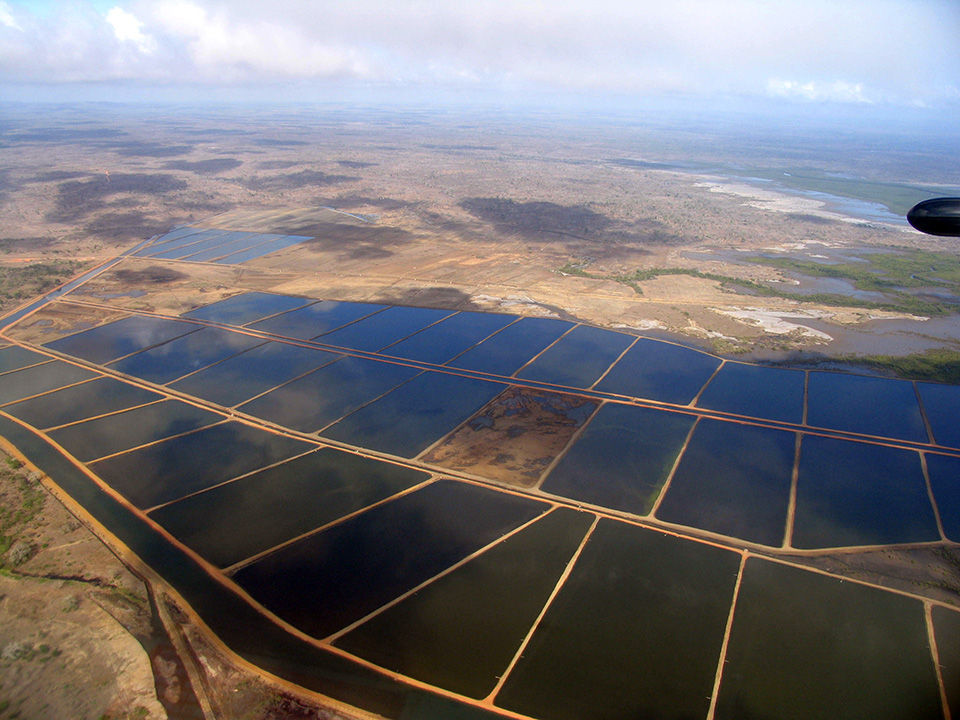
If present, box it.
[1,0,959,115]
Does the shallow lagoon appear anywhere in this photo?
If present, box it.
[447,317,573,376]
[239,356,422,433]
[150,448,429,568]
[696,362,805,423]
[169,341,342,407]
[792,435,939,548]
[335,507,594,699]
[321,371,507,458]
[540,403,694,515]
[89,421,312,509]
[655,419,796,546]
[496,520,740,720]
[595,338,721,404]
[715,559,942,720]
[517,324,633,389]
[248,300,387,340]
[48,400,223,462]
[233,480,547,639]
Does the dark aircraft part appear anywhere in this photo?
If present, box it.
[907,198,960,237]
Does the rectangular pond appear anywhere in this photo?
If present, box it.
[320,371,507,458]
[181,234,287,262]
[695,362,805,424]
[715,558,942,720]
[540,403,695,516]
[918,382,960,449]
[447,317,574,377]
[213,235,314,265]
[335,507,595,700]
[315,306,456,352]
[0,345,51,374]
[89,421,313,509]
[239,356,422,433]
[231,480,548,640]
[181,292,313,326]
[926,453,960,543]
[654,419,796,546]
[108,326,266,385]
[3,376,162,429]
[495,520,741,720]
[44,315,200,365]
[148,231,253,260]
[48,400,223,462]
[135,228,231,257]
[594,338,722,405]
[168,341,341,408]
[933,605,960,720]
[247,300,387,341]
[0,360,99,406]
[149,448,430,568]
[792,435,940,548]
[516,324,633,389]
[806,372,928,442]
[379,311,517,365]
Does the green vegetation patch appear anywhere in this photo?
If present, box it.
[0,260,86,308]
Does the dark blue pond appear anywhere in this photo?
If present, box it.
[232,480,547,640]
[108,326,265,384]
[517,325,633,389]
[792,436,939,548]
[238,356,422,433]
[655,419,796,546]
[696,362,805,424]
[150,448,430,568]
[169,341,342,408]
[917,382,960,449]
[44,315,199,365]
[380,311,517,365]
[181,292,312,326]
[248,300,387,340]
[0,345,50,374]
[806,372,928,443]
[321,371,507,458]
[595,338,721,405]
[0,361,99,405]
[316,306,456,352]
[3,377,162,429]
[926,453,960,542]
[48,400,223,462]
[540,403,695,516]
[89,421,312,509]
[447,317,574,376]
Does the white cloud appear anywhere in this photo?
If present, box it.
[106,6,153,52]
[0,2,21,31]
[766,78,873,104]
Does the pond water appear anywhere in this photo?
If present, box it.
[108,326,266,385]
[917,382,960,449]
[45,315,199,365]
[715,558,941,720]
[447,317,574,376]
[3,376,162,429]
[541,403,695,515]
[48,400,223,463]
[238,356,422,433]
[232,480,547,640]
[695,362,805,423]
[380,311,516,365]
[655,419,796,546]
[135,228,232,257]
[315,305,456,352]
[595,338,721,405]
[0,345,50,373]
[169,342,342,408]
[792,436,939,548]
[933,606,960,720]
[321,371,507,458]
[806,372,928,442]
[0,360,98,405]
[214,235,313,265]
[181,292,313,326]
[495,520,740,720]
[517,324,633,389]
[149,448,429,568]
[149,231,252,260]
[247,300,387,340]
[926,453,960,543]
[335,507,594,699]
[89,421,312,509]
[181,234,286,262]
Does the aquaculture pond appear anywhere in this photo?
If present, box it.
[0,282,957,720]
